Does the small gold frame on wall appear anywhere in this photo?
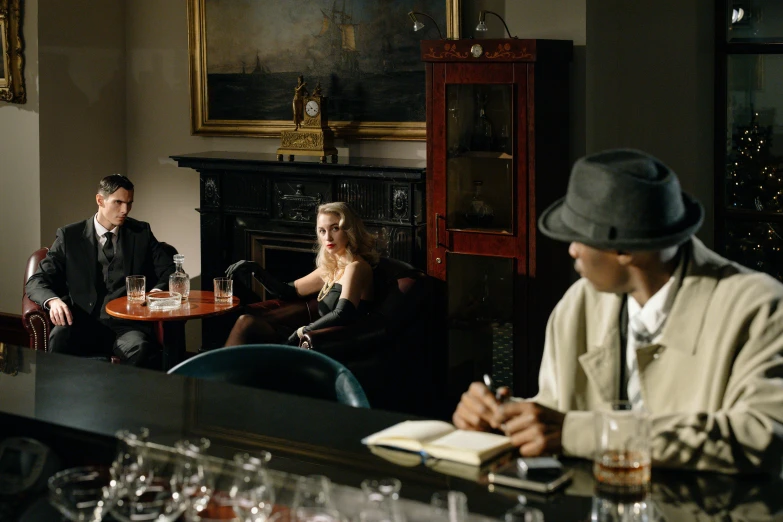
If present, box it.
[0,0,25,104]
[187,0,460,141]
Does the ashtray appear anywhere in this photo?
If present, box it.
[146,291,182,311]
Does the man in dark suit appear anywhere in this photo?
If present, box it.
[25,174,175,366]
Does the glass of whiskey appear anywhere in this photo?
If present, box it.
[594,400,651,493]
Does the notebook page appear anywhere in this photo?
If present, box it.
[363,420,455,451]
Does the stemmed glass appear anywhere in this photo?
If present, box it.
[173,438,213,520]
[203,451,275,522]
[229,452,276,522]
[358,478,404,522]
[504,496,544,522]
[111,428,152,498]
[48,428,151,521]
[291,475,341,522]
[110,440,195,522]
[430,491,468,522]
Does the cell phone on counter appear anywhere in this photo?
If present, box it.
[488,457,573,493]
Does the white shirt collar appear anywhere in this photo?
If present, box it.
[94,213,118,238]
[627,251,686,337]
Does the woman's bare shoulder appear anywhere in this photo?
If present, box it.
[345,258,372,276]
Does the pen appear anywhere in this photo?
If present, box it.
[483,374,511,404]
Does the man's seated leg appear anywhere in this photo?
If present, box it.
[49,325,78,355]
[49,308,116,358]
[111,321,157,367]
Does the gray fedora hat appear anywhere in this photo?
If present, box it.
[538,149,704,251]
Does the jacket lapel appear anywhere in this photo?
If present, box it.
[575,239,724,407]
[82,218,98,286]
[656,239,720,357]
[579,293,624,403]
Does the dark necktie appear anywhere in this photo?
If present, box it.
[103,231,115,263]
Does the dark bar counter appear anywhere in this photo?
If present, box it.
[1,346,782,520]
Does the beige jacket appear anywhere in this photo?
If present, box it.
[532,238,783,473]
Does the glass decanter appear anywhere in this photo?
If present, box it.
[169,254,190,301]
[464,180,495,228]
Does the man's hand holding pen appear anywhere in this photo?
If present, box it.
[452,375,512,432]
[495,401,565,457]
[453,375,566,457]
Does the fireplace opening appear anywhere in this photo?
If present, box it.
[249,233,317,300]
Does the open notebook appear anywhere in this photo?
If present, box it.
[363,420,513,466]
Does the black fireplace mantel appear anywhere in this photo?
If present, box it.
[171,151,427,349]
[171,151,426,178]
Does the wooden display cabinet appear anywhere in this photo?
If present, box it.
[422,39,574,399]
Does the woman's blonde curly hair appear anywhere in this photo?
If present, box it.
[315,202,379,282]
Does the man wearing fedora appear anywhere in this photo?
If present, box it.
[453,149,783,473]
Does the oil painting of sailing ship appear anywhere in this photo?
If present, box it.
[191,0,458,139]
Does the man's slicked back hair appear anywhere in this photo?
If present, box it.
[98,174,134,197]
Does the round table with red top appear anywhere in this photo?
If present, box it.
[105,290,239,370]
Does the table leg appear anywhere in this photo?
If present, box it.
[158,321,187,371]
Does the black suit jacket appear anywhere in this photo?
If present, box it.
[25,217,175,316]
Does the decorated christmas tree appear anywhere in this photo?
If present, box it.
[726,111,782,211]
[725,110,783,280]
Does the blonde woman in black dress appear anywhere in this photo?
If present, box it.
[224,202,379,346]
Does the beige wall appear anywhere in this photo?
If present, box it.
[38,0,127,243]
[586,0,715,247]
[0,0,39,314]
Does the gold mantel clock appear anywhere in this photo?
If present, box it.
[277,80,338,163]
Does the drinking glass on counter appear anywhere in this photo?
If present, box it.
[359,478,404,522]
[110,439,200,522]
[430,490,468,522]
[590,489,660,522]
[112,428,151,497]
[48,466,116,522]
[504,502,544,522]
[195,450,274,522]
[594,401,651,493]
[229,453,276,522]
[214,277,234,304]
[126,275,146,304]
[291,474,342,522]
[173,438,213,519]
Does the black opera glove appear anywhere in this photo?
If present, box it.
[225,260,299,300]
[302,298,359,335]
[286,299,359,346]
[225,260,260,279]
[286,330,302,346]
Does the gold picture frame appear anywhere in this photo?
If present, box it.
[188,0,459,140]
[0,0,25,104]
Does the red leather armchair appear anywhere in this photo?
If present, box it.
[23,247,121,364]
[243,257,436,412]
[22,243,178,364]
[22,247,51,352]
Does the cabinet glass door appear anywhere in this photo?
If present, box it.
[727,1,783,42]
[724,53,783,281]
[446,252,515,394]
[445,84,514,234]
[725,54,783,211]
